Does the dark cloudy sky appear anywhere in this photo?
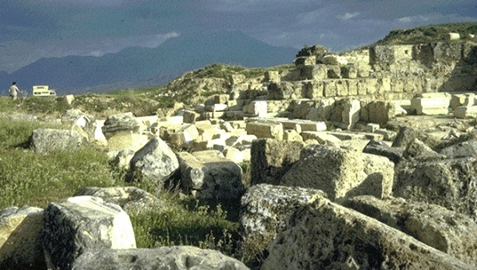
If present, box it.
[1,0,476,72]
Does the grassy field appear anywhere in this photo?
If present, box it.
[0,94,252,266]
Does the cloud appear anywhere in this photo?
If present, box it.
[338,12,360,20]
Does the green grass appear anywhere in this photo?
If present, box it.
[0,116,246,264]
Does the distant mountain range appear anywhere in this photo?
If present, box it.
[0,31,296,95]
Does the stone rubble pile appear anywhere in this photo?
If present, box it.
[2,39,477,269]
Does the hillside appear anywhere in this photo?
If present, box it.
[374,21,477,46]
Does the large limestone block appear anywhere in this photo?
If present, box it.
[262,196,473,270]
[281,144,394,200]
[362,100,407,125]
[267,82,303,100]
[42,196,136,270]
[394,157,477,221]
[223,146,244,163]
[101,112,141,140]
[72,246,249,270]
[339,99,360,130]
[250,139,304,186]
[0,207,45,269]
[239,184,326,266]
[75,186,161,213]
[451,93,475,110]
[343,195,477,265]
[176,151,244,199]
[129,138,179,186]
[300,131,341,145]
[30,128,87,154]
[410,94,451,115]
[301,64,327,81]
[246,121,283,140]
[169,124,200,148]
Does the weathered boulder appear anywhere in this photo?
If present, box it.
[75,186,161,213]
[42,196,136,270]
[280,144,394,200]
[0,207,45,269]
[250,139,304,186]
[239,184,326,266]
[72,246,249,270]
[176,151,244,199]
[394,157,477,221]
[262,196,473,270]
[343,195,477,265]
[30,128,87,154]
[362,100,407,125]
[362,139,403,163]
[128,138,179,187]
[101,112,141,140]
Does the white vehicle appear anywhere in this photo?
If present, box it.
[32,85,57,97]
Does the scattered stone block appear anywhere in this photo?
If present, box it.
[281,144,394,200]
[182,110,200,123]
[300,131,341,145]
[283,129,304,142]
[177,151,244,199]
[214,94,230,104]
[129,138,179,187]
[246,121,283,140]
[223,146,244,163]
[410,94,451,115]
[243,101,267,117]
[169,124,200,148]
[42,196,136,270]
[31,128,87,154]
[102,112,140,140]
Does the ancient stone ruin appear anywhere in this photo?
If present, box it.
[1,38,477,269]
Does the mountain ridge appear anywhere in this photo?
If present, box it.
[2,31,296,95]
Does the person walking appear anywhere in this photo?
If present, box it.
[9,81,21,100]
